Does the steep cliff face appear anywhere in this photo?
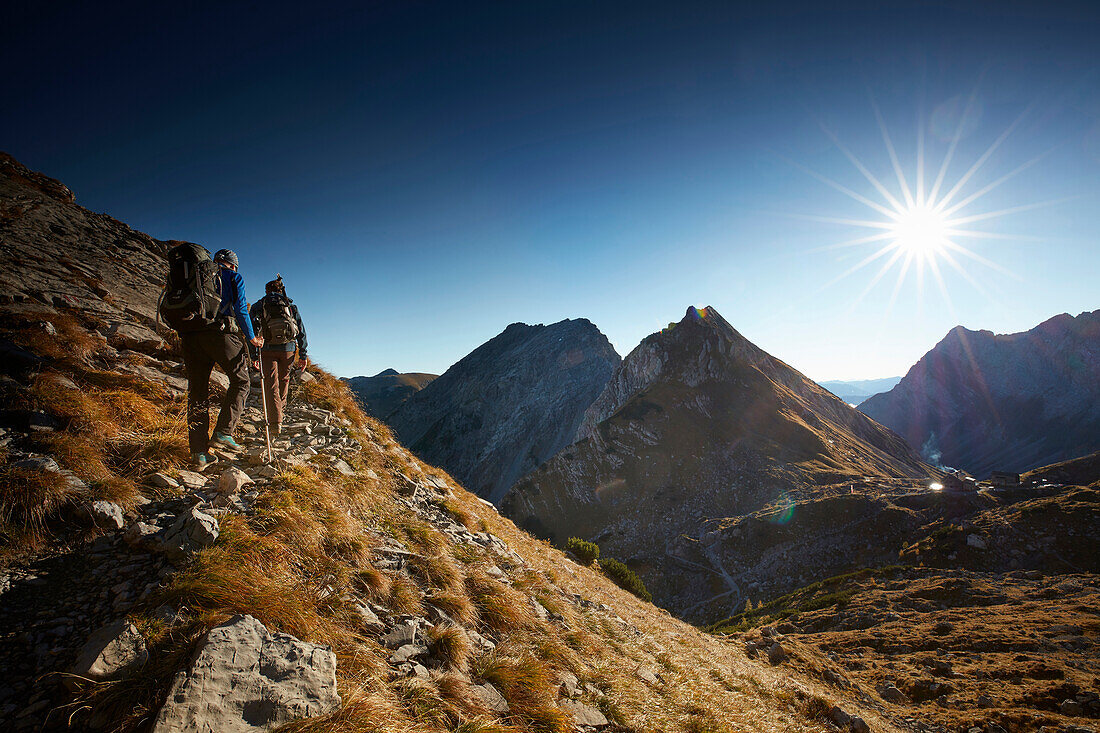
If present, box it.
[502,306,928,615]
[0,152,167,323]
[860,311,1100,477]
[343,369,438,419]
[386,319,621,503]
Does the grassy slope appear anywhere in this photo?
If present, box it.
[0,306,895,733]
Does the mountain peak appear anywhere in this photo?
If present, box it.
[374,368,399,377]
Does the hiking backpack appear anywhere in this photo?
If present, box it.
[259,293,300,344]
[158,242,222,333]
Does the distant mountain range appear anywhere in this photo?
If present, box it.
[386,319,620,503]
[860,310,1100,478]
[817,377,901,406]
[342,369,437,419]
[502,306,929,614]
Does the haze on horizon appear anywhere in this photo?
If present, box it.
[4,1,1098,381]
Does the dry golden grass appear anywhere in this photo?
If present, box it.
[426,589,479,627]
[388,573,427,616]
[298,369,367,430]
[427,624,473,673]
[474,646,571,733]
[354,565,393,602]
[408,550,464,594]
[0,465,85,552]
[6,305,890,733]
[465,572,538,636]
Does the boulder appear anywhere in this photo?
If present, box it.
[206,367,229,393]
[331,459,355,477]
[68,620,147,690]
[877,682,908,703]
[218,466,254,496]
[175,470,207,490]
[633,665,660,685]
[82,500,125,530]
[388,644,428,664]
[966,534,987,550]
[124,521,160,549]
[381,621,419,649]
[147,472,180,489]
[298,371,316,385]
[106,321,165,352]
[152,614,339,732]
[767,641,787,665]
[156,506,219,562]
[556,670,580,697]
[352,602,385,633]
[471,683,510,713]
[559,699,609,727]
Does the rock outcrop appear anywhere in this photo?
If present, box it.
[503,306,928,616]
[342,369,437,419]
[0,152,167,324]
[860,311,1100,477]
[387,319,620,503]
[153,615,340,732]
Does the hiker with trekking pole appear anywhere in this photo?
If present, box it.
[158,244,262,470]
[249,275,308,449]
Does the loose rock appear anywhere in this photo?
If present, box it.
[152,615,339,732]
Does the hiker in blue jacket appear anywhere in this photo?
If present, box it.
[180,248,263,468]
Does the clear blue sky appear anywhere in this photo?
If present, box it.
[4,1,1099,380]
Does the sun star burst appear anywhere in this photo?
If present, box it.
[791,93,1045,312]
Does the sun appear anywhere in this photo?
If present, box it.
[789,93,1042,310]
[888,202,949,259]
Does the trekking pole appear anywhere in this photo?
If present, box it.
[258,359,273,463]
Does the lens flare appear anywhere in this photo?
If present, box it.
[788,92,1052,311]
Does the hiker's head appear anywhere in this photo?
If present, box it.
[213,249,239,270]
[266,275,286,294]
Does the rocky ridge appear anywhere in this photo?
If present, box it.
[504,306,930,618]
[388,318,621,504]
[860,311,1100,478]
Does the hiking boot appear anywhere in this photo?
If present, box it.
[192,452,215,471]
[210,432,242,451]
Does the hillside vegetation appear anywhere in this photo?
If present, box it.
[0,302,875,732]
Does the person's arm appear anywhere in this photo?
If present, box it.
[294,305,307,363]
[230,272,256,341]
[248,301,262,365]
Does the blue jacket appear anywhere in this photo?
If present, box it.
[217,268,256,341]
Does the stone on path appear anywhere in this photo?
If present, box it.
[175,470,207,490]
[67,620,147,690]
[82,500,124,530]
[156,506,219,562]
[153,614,340,732]
[147,472,180,489]
[218,466,254,496]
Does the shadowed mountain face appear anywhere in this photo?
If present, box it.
[502,306,929,615]
[386,319,621,503]
[342,370,437,419]
[860,311,1100,478]
[0,152,166,322]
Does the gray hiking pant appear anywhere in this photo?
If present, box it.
[180,330,251,454]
